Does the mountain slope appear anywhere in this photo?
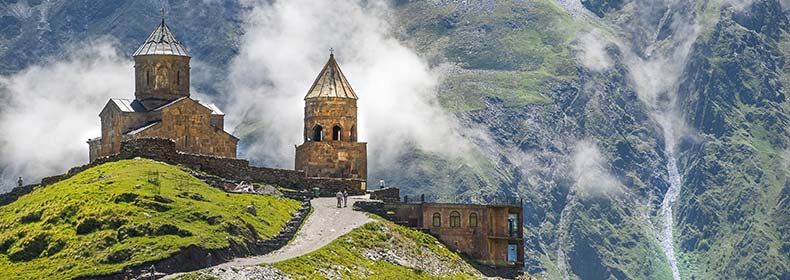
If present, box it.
[676,1,790,278]
[0,159,301,279]
[0,0,788,279]
[178,216,485,280]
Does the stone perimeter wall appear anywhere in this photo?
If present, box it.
[43,138,364,196]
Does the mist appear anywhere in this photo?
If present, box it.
[226,0,473,170]
[571,140,621,194]
[575,30,614,72]
[0,41,132,192]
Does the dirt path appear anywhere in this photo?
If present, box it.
[163,195,372,279]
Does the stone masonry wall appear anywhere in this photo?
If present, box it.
[44,138,364,196]
[295,141,367,179]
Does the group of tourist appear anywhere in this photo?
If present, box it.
[336,189,348,208]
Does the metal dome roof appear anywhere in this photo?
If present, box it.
[133,17,190,57]
[304,53,358,100]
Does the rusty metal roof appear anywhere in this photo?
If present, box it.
[133,17,190,57]
[305,54,358,100]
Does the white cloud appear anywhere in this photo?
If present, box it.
[0,41,133,192]
[572,140,621,194]
[225,0,473,169]
[575,30,614,72]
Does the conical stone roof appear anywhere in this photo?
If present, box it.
[305,54,358,100]
[133,17,190,57]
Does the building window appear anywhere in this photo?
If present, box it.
[508,213,519,238]
[450,211,460,228]
[146,70,150,86]
[350,125,356,142]
[469,212,478,228]
[332,125,341,141]
[507,243,517,263]
[432,212,441,227]
[177,70,181,86]
[312,125,323,141]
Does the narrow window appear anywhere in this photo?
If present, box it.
[508,213,518,238]
[312,125,323,141]
[177,70,181,86]
[507,243,517,263]
[350,125,356,142]
[450,211,461,227]
[432,212,441,227]
[146,70,150,86]
[332,125,341,141]
[469,212,478,228]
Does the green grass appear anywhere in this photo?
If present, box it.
[0,159,301,279]
[271,215,479,279]
[439,70,555,112]
[396,0,582,112]
[438,0,581,112]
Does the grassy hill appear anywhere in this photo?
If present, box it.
[180,216,484,279]
[0,159,301,279]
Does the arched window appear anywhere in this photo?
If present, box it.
[177,70,181,86]
[432,212,441,227]
[350,125,356,142]
[450,211,461,227]
[312,125,323,141]
[146,70,151,86]
[469,212,478,228]
[332,125,341,141]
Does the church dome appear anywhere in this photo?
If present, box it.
[304,53,358,100]
[133,17,190,57]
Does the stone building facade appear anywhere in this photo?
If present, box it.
[295,54,367,185]
[88,17,237,162]
[356,190,525,268]
[391,202,525,267]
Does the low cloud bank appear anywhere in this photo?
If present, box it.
[226,0,473,169]
[0,42,132,192]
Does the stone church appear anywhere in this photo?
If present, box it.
[88,17,237,162]
[295,54,367,181]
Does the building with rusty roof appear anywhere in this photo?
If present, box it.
[87,16,237,162]
[295,53,367,187]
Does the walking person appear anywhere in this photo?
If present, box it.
[343,189,348,207]
[336,191,343,208]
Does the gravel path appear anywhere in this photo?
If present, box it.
[163,195,372,279]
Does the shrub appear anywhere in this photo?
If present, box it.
[76,217,102,235]
[0,237,16,254]
[135,200,172,212]
[116,223,153,241]
[154,224,192,237]
[153,195,174,204]
[45,239,66,256]
[8,233,50,262]
[114,193,138,203]
[19,210,43,224]
[104,216,128,229]
[104,248,132,264]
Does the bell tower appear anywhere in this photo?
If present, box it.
[295,53,367,181]
[133,15,191,109]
